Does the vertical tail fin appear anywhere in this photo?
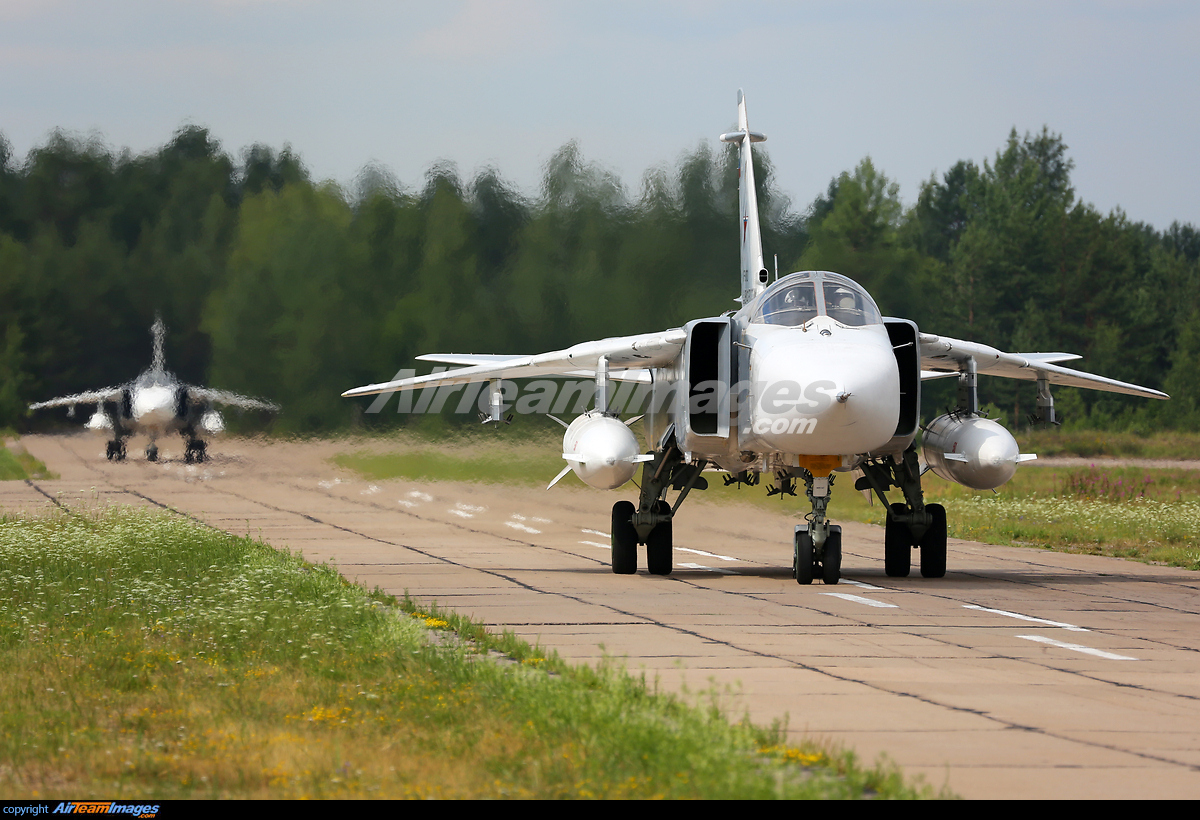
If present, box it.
[151,315,166,373]
[720,89,768,305]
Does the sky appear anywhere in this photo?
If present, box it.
[2,0,1197,229]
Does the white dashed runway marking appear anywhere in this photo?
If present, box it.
[678,547,738,562]
[840,579,885,591]
[1017,635,1137,661]
[820,592,899,608]
[965,604,1087,632]
[679,562,736,574]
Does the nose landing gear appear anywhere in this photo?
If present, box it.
[794,467,841,585]
[794,523,842,585]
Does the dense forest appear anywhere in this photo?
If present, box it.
[0,125,1197,434]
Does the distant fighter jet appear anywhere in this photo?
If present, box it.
[29,317,278,463]
[343,91,1167,584]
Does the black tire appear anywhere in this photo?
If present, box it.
[611,500,637,575]
[106,441,115,461]
[146,444,158,463]
[116,442,126,462]
[884,503,911,577]
[919,503,948,578]
[646,500,672,576]
[794,529,814,585]
[822,527,842,585]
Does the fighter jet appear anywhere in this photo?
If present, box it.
[29,317,278,463]
[342,91,1167,584]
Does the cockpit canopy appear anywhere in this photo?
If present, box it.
[751,271,882,327]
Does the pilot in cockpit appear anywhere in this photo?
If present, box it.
[826,287,861,324]
[784,287,814,310]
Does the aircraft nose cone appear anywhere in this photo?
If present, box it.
[747,333,899,455]
[132,385,176,427]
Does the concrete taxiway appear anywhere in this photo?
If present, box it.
[4,434,1200,799]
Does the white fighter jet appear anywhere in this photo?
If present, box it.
[343,91,1167,584]
[29,317,278,463]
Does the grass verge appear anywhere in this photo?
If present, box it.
[0,505,944,799]
[1014,429,1200,459]
[0,439,55,481]
[905,467,1200,569]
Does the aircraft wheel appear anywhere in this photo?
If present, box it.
[794,529,814,585]
[646,500,673,576]
[822,526,842,585]
[884,503,911,577]
[185,440,205,464]
[920,503,948,578]
[611,500,637,575]
[116,442,126,462]
[106,441,116,461]
[194,441,206,463]
[146,444,158,462]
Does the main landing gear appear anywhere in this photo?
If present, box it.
[184,438,207,464]
[146,443,159,462]
[610,441,706,576]
[857,443,948,578]
[105,439,127,461]
[609,440,950,582]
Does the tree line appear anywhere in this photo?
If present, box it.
[0,125,1196,434]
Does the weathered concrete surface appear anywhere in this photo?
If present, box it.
[5,434,1200,799]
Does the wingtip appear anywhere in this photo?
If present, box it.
[342,382,391,398]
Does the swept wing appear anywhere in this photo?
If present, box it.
[919,333,1167,399]
[28,387,124,411]
[185,387,280,412]
[343,329,686,398]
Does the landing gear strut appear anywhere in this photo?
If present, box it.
[609,440,706,575]
[794,469,841,585]
[857,444,948,578]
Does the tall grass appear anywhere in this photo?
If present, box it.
[0,505,941,798]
